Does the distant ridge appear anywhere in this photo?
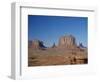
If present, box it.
[28,35,86,50]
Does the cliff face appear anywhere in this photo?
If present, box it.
[58,35,77,48]
[28,40,46,49]
[28,35,87,66]
[29,35,86,50]
[28,35,86,50]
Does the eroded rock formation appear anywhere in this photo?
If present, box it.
[28,35,87,66]
[58,35,77,48]
[28,40,46,49]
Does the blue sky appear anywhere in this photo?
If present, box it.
[28,15,88,47]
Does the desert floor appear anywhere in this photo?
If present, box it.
[28,47,88,66]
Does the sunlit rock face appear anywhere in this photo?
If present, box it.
[28,35,88,66]
[58,35,77,48]
[28,40,46,49]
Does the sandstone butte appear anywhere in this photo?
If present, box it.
[28,35,87,66]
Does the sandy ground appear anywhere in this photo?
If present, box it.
[28,47,88,66]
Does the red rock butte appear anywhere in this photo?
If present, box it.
[28,35,87,66]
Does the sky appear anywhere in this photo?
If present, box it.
[28,15,88,47]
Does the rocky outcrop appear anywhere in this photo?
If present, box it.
[28,35,87,66]
[28,40,46,49]
[58,35,77,48]
[52,43,56,48]
[29,35,86,50]
[79,43,86,48]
